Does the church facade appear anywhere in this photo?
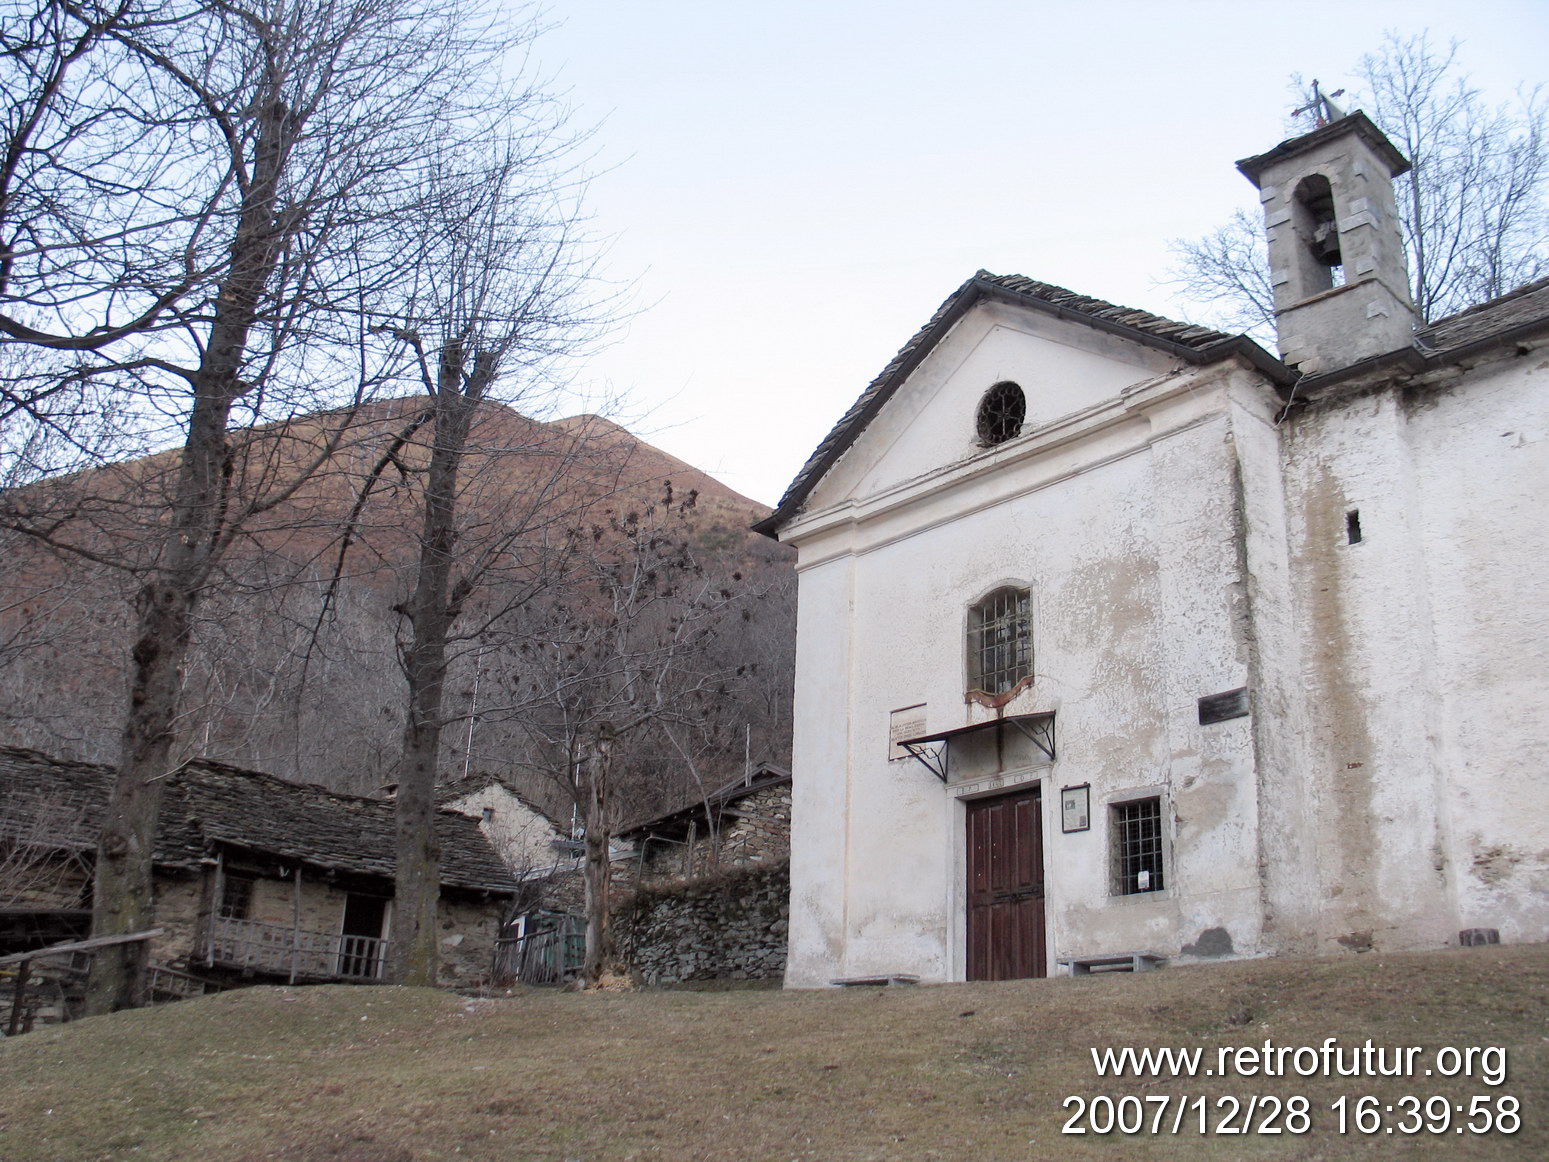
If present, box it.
[758,114,1549,986]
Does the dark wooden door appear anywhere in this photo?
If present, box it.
[966,787,1046,980]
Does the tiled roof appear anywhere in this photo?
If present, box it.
[0,747,516,895]
[753,271,1271,536]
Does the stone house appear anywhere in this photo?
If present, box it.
[431,771,565,876]
[617,762,792,887]
[610,764,793,985]
[0,747,517,989]
[757,113,1549,985]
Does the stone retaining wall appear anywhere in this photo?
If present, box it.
[615,860,788,985]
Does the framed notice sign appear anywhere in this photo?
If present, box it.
[1060,784,1091,833]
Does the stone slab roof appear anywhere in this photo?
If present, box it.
[1420,277,1549,354]
[434,771,558,828]
[0,747,516,895]
[617,762,792,840]
[0,748,114,850]
[753,271,1279,537]
[754,266,1549,540]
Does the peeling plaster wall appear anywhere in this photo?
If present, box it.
[1229,385,1321,954]
[1280,390,1449,952]
[1280,352,1549,950]
[1408,356,1549,943]
[441,785,560,876]
[783,305,1276,986]
[783,289,1549,989]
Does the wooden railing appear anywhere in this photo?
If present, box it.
[147,963,226,1002]
[200,916,388,981]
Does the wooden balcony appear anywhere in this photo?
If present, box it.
[200,915,388,982]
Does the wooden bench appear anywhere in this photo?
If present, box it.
[1057,951,1166,976]
[829,974,920,987]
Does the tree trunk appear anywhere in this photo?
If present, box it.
[85,90,294,1013]
[87,580,194,1010]
[581,732,614,985]
[87,385,240,1011]
[390,366,478,986]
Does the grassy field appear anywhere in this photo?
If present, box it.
[1,944,1545,1161]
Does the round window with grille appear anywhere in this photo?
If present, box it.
[976,381,1025,446]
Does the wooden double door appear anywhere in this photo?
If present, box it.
[966,787,1046,980]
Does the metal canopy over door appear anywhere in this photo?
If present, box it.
[966,787,1046,980]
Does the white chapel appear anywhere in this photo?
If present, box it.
[758,112,1549,986]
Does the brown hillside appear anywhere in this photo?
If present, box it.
[0,398,794,814]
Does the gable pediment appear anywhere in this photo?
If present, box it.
[805,298,1190,510]
[756,272,1279,538]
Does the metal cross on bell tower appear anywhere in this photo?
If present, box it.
[1292,79,1346,127]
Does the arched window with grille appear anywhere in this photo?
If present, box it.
[967,587,1032,696]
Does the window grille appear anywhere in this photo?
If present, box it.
[968,588,1032,695]
[976,381,1026,446]
[1112,798,1164,895]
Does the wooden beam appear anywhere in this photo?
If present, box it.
[0,928,165,967]
[290,866,302,985]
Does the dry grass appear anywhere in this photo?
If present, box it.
[1,945,1546,1161]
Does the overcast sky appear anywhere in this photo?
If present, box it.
[534,1,1549,507]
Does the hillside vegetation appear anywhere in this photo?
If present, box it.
[0,399,794,818]
[2,944,1545,1160]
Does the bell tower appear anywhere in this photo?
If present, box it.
[1237,112,1418,374]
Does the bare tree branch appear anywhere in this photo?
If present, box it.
[1167,34,1549,333]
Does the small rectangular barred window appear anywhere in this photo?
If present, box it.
[1112,798,1164,895]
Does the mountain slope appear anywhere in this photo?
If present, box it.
[0,398,793,815]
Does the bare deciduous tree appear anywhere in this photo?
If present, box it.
[1168,34,1549,334]
[0,0,537,1010]
[336,133,613,983]
[505,490,747,985]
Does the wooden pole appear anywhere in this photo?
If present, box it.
[207,849,224,967]
[7,960,30,1037]
[290,866,302,985]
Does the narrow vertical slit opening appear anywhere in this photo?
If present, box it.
[1346,509,1362,545]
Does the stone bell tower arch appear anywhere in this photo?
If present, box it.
[1237,112,1419,374]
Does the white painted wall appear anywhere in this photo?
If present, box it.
[784,302,1276,985]
[1414,359,1549,943]
[780,291,1549,988]
[1278,352,1549,951]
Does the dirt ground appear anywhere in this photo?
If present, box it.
[1,944,1545,1161]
